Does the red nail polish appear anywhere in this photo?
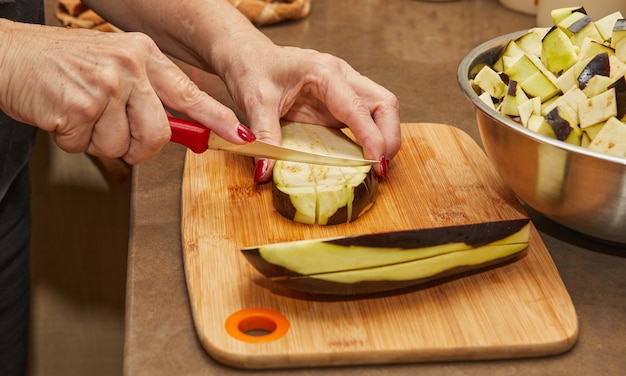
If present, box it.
[379,156,388,179]
[254,159,269,183]
[237,124,256,142]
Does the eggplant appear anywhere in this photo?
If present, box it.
[578,52,610,89]
[242,219,531,296]
[610,19,626,49]
[579,88,618,128]
[545,106,582,145]
[588,117,626,156]
[473,7,626,156]
[472,65,507,100]
[567,15,593,35]
[500,80,522,116]
[550,6,586,25]
[541,26,578,76]
[546,107,573,141]
[272,122,378,225]
[559,13,602,47]
[594,12,623,42]
[608,76,626,118]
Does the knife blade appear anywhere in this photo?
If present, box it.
[168,116,378,167]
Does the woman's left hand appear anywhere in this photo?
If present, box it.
[218,42,401,182]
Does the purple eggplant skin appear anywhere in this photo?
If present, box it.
[349,171,379,223]
[242,219,530,279]
[324,218,530,248]
[546,107,573,141]
[507,80,518,96]
[499,72,510,86]
[567,15,593,34]
[265,251,527,298]
[272,186,298,223]
[609,77,626,118]
[578,52,610,89]
[541,25,557,42]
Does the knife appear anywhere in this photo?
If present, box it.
[168,116,378,167]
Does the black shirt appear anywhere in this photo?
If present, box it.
[0,1,45,374]
[0,0,44,199]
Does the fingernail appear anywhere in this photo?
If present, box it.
[378,156,388,179]
[237,124,256,142]
[254,159,269,183]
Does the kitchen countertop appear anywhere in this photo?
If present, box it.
[123,0,626,375]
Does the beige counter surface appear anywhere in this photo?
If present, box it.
[124,0,626,374]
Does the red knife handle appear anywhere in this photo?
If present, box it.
[168,116,209,153]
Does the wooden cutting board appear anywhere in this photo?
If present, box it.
[181,123,578,369]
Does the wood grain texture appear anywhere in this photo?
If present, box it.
[181,123,578,369]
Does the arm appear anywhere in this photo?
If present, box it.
[0,17,251,164]
[82,0,266,74]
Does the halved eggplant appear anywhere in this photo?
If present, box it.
[242,219,531,296]
[272,122,378,225]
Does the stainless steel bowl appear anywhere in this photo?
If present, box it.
[457,31,626,245]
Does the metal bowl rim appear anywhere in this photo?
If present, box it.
[457,30,626,167]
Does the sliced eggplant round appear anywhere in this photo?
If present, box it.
[272,122,378,225]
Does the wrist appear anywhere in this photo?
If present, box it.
[210,32,277,84]
[0,18,15,70]
[0,19,19,113]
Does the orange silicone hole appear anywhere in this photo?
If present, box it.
[225,308,290,343]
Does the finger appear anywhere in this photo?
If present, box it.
[371,98,402,160]
[146,53,245,145]
[352,76,402,160]
[122,83,171,164]
[242,95,283,183]
[282,95,344,128]
[311,73,387,173]
[85,98,132,160]
[48,118,95,154]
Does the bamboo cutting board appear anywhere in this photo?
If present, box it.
[181,123,578,369]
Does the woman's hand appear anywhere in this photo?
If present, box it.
[80,0,401,179]
[0,19,250,164]
[218,42,401,182]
